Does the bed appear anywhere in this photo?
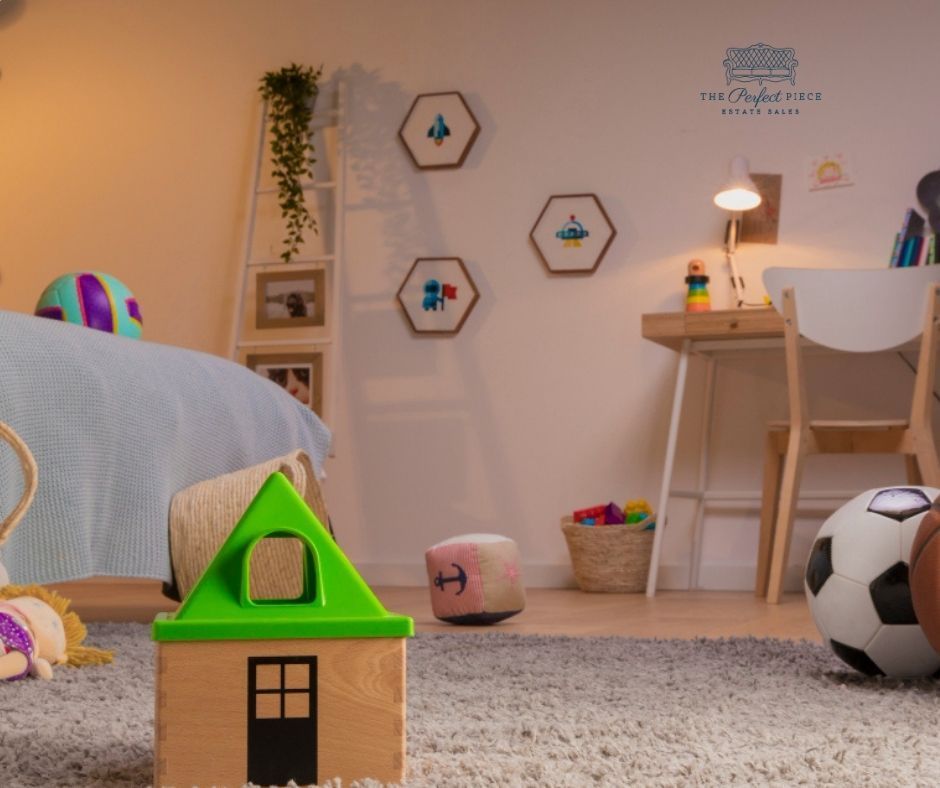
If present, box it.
[0,309,332,585]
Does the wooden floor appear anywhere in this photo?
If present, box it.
[48,578,821,641]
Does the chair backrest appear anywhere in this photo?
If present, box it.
[763,266,940,352]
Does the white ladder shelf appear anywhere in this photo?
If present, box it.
[229,82,345,436]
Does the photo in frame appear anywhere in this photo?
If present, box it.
[241,263,330,343]
[244,349,324,417]
[530,194,617,274]
[396,257,479,335]
[398,92,481,170]
[255,268,326,329]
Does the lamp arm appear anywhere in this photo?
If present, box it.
[725,249,746,308]
[725,212,745,308]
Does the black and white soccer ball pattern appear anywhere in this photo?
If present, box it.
[804,486,940,677]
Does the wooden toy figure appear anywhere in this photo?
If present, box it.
[152,473,413,787]
[685,259,711,312]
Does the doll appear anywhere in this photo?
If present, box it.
[0,584,112,680]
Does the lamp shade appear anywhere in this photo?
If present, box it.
[713,156,762,211]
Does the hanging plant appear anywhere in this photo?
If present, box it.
[259,63,323,263]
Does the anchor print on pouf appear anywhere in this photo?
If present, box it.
[433,563,468,595]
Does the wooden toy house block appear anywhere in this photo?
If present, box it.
[152,473,413,787]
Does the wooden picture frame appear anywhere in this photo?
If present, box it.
[255,269,326,330]
[398,92,481,170]
[241,263,331,343]
[529,193,617,274]
[244,349,325,418]
[396,257,479,336]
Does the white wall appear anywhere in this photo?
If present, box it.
[2,0,938,589]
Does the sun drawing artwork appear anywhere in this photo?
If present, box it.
[808,153,854,191]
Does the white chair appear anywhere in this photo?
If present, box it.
[758,266,940,604]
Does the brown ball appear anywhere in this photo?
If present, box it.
[910,501,940,653]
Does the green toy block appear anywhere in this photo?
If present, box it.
[152,472,414,641]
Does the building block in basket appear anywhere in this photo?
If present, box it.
[425,534,525,625]
[573,505,606,522]
[603,502,625,524]
[623,498,653,518]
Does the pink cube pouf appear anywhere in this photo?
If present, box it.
[425,534,525,625]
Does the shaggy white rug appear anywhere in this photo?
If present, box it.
[0,625,937,787]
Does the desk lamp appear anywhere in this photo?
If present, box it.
[714,156,761,307]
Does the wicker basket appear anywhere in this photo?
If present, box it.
[561,515,654,593]
[169,450,329,600]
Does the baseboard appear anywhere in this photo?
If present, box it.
[357,562,805,592]
[658,563,804,592]
[358,562,579,588]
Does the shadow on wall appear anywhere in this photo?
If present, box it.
[333,64,438,283]
[334,65,524,550]
[0,0,25,29]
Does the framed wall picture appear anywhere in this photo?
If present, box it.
[255,269,326,329]
[530,193,617,274]
[242,263,330,343]
[243,348,325,418]
[740,173,782,245]
[398,92,481,170]
[396,257,479,335]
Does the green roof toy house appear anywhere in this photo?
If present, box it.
[152,472,413,787]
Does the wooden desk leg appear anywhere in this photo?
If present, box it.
[646,339,691,598]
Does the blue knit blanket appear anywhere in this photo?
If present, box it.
[0,310,331,584]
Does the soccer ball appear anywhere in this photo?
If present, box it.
[805,486,940,677]
[35,272,143,339]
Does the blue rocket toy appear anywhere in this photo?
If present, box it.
[427,114,451,146]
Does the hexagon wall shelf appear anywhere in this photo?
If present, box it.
[530,193,617,274]
[399,92,480,170]
[397,257,479,335]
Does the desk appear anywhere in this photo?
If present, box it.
[642,308,786,597]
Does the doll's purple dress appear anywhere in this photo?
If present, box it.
[0,611,34,680]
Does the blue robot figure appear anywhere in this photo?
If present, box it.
[422,279,457,311]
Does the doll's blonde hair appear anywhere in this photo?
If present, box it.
[0,584,113,667]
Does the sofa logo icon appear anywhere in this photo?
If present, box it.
[723,43,798,86]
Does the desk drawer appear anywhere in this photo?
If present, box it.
[683,308,782,340]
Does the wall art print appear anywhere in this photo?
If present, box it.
[808,153,854,191]
[399,92,480,170]
[530,194,617,274]
[396,257,479,335]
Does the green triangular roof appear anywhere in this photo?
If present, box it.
[152,472,413,641]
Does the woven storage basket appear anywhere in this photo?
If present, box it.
[169,450,328,600]
[561,515,654,593]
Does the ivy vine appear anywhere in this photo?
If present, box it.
[259,63,323,263]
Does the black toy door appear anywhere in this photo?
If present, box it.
[247,656,318,786]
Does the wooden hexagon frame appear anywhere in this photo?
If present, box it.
[398,91,480,170]
[396,257,480,336]
[529,193,617,275]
